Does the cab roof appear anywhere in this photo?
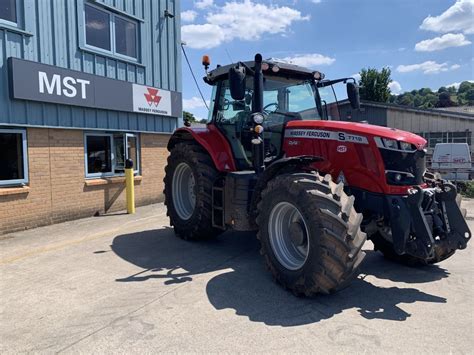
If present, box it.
[204,59,318,84]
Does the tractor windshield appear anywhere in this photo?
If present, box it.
[209,76,322,125]
[262,77,321,121]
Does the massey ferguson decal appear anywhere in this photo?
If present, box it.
[133,84,172,116]
[285,129,369,144]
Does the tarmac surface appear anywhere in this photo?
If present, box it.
[1,200,473,353]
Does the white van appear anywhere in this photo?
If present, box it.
[432,143,472,181]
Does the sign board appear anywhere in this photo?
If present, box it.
[132,84,172,116]
[8,57,182,117]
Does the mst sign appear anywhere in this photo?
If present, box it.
[8,57,181,117]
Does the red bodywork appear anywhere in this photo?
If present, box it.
[173,120,427,195]
[172,125,237,171]
[283,121,427,195]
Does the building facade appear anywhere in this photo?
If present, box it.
[0,0,181,234]
[338,100,474,157]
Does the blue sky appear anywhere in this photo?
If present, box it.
[180,0,474,120]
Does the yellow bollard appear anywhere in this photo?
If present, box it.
[125,159,135,214]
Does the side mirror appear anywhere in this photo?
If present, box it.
[228,64,246,101]
[347,82,360,110]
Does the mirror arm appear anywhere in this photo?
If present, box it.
[317,77,356,88]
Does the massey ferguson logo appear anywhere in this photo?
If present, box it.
[144,88,162,107]
[132,84,171,115]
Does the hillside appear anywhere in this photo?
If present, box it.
[389,81,474,110]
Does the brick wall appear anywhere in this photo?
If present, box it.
[0,128,170,234]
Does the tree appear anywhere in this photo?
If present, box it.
[421,93,438,108]
[358,67,392,102]
[465,88,474,105]
[398,93,414,107]
[438,86,448,94]
[458,81,473,94]
[183,110,197,123]
[437,92,455,107]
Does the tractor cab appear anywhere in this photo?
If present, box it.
[202,57,360,170]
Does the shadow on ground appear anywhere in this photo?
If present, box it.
[109,228,448,326]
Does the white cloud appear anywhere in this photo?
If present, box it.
[311,0,322,3]
[415,33,471,52]
[282,53,335,67]
[351,73,361,81]
[396,61,461,74]
[181,10,198,23]
[420,0,474,34]
[388,81,402,94]
[181,24,226,49]
[195,0,214,9]
[182,1,309,49]
[446,80,474,89]
[183,97,209,110]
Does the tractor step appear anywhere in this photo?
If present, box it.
[212,179,225,230]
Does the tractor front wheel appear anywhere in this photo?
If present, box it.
[256,172,366,296]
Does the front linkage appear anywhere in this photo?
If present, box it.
[387,178,471,260]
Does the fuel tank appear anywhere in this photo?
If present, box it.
[282,120,427,195]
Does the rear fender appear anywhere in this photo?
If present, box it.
[168,126,237,172]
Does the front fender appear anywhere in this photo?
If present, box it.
[168,125,237,172]
[248,155,323,224]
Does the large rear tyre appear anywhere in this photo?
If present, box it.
[256,172,366,296]
[164,142,222,240]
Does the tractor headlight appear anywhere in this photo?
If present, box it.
[252,113,265,124]
[382,138,398,150]
[400,141,415,151]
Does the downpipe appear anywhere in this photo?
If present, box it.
[388,183,471,259]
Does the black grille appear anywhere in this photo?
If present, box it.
[379,149,426,186]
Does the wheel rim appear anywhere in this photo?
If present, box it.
[268,202,310,271]
[172,162,196,220]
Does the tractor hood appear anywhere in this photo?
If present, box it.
[286,120,427,149]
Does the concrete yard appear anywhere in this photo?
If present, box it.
[1,201,473,353]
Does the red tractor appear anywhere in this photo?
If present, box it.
[164,54,471,296]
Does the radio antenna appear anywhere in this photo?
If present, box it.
[225,48,234,63]
[181,43,209,110]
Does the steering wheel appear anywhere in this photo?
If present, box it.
[263,102,279,114]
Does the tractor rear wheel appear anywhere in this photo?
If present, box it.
[164,142,222,240]
[256,172,366,296]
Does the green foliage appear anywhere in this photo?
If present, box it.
[459,181,474,198]
[389,81,474,109]
[183,110,197,122]
[358,67,392,102]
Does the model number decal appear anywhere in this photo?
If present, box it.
[285,129,368,144]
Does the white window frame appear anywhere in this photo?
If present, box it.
[84,132,140,179]
[83,2,139,61]
[0,128,29,186]
[0,0,21,27]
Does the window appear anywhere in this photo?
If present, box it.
[84,3,138,59]
[0,0,17,23]
[85,132,139,178]
[0,128,28,186]
[115,16,137,58]
[85,4,111,51]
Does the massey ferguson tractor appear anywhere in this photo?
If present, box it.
[164,54,471,296]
